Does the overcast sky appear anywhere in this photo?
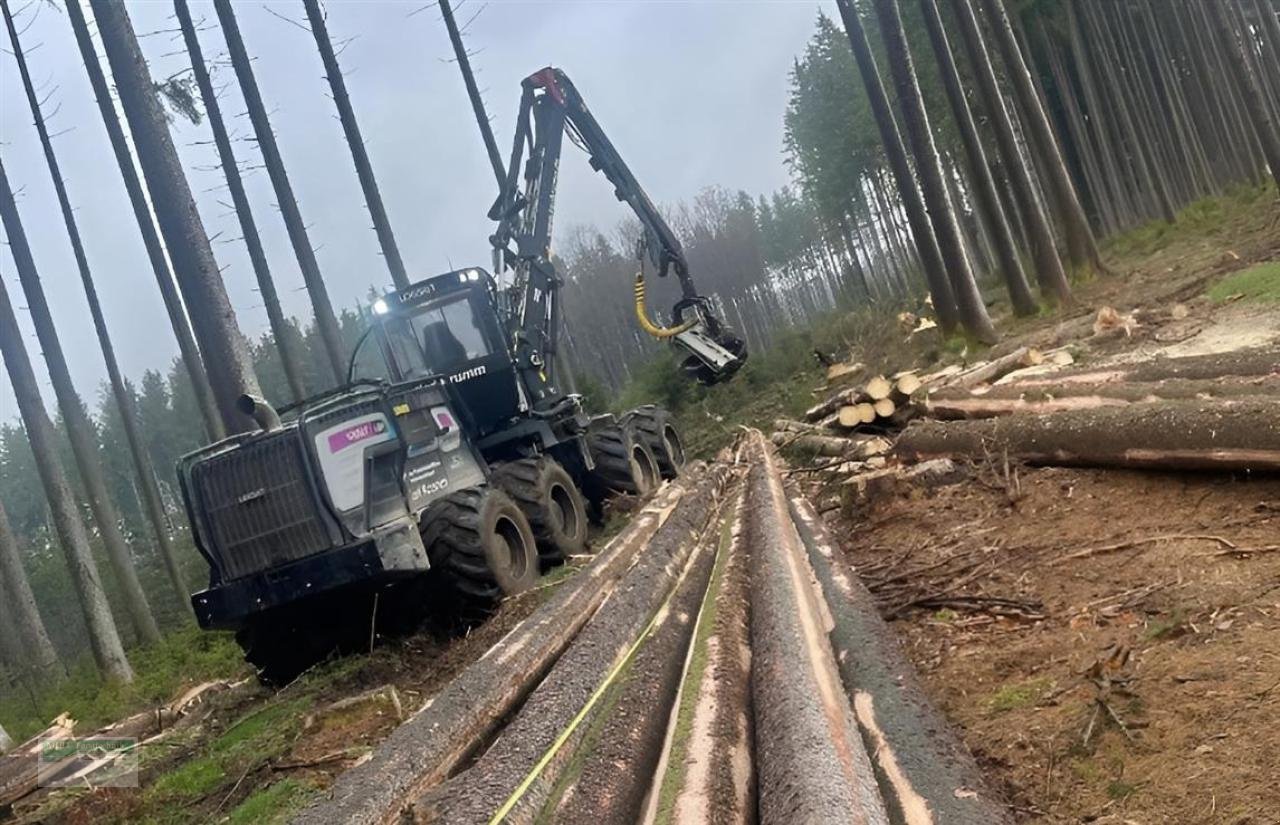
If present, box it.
[1,0,820,425]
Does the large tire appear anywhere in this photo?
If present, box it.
[492,458,587,567]
[621,406,686,479]
[586,424,660,498]
[421,487,540,616]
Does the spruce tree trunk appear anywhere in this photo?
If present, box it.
[919,0,1039,313]
[212,0,347,385]
[437,0,507,191]
[62,0,224,441]
[0,499,62,683]
[4,0,192,615]
[873,0,998,343]
[302,0,410,290]
[0,275,133,683]
[832,0,960,335]
[0,158,161,646]
[1142,2,1217,199]
[951,0,1074,306]
[87,0,261,433]
[1043,30,1117,234]
[1206,0,1280,190]
[174,0,308,403]
[980,0,1106,274]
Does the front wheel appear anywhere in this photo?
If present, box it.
[421,487,540,618]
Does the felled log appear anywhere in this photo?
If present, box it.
[1011,345,1280,388]
[836,402,877,428]
[826,360,865,383]
[866,375,893,401]
[940,347,1043,390]
[923,376,1280,420]
[895,399,1280,472]
[842,459,965,505]
[0,715,75,808]
[806,388,863,422]
[894,372,922,397]
[771,431,891,459]
[872,398,896,419]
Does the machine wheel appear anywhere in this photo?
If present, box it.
[621,406,686,479]
[586,424,660,498]
[421,487,540,615]
[492,458,587,567]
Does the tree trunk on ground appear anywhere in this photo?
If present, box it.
[0,158,161,646]
[0,723,10,754]
[896,398,1280,472]
[87,0,260,433]
[0,500,62,683]
[1206,0,1280,190]
[4,1,191,617]
[833,0,960,335]
[0,277,133,683]
[980,0,1107,274]
[302,0,410,290]
[919,0,1039,313]
[62,0,223,441]
[951,0,1075,304]
[213,0,347,385]
[872,0,999,343]
[174,0,308,404]
[1012,345,1280,386]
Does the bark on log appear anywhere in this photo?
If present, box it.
[787,497,1013,823]
[924,376,1280,419]
[895,399,1280,471]
[1010,346,1279,387]
[940,347,1043,390]
[292,470,713,825]
[771,432,891,459]
[806,388,868,422]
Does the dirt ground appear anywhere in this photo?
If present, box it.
[822,197,1280,824]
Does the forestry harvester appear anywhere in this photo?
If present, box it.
[178,68,746,681]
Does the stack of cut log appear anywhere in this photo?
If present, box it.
[804,371,926,431]
[897,345,1280,473]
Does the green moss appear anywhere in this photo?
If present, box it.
[1106,780,1139,800]
[145,755,226,802]
[1207,261,1280,304]
[227,778,317,825]
[214,697,312,756]
[988,677,1051,713]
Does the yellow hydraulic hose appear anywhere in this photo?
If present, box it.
[633,273,697,339]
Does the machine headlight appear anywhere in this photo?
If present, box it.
[373,298,389,315]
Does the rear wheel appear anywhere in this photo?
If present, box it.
[586,424,659,499]
[492,457,587,567]
[621,406,685,479]
[421,487,539,618]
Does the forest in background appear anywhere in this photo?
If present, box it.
[2,0,1278,709]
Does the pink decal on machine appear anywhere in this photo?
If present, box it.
[327,418,388,453]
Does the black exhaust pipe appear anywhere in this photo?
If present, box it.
[236,394,282,433]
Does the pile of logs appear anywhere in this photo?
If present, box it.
[776,344,1280,492]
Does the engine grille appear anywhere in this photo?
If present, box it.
[191,431,336,581]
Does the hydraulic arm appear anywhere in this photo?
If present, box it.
[488,67,747,388]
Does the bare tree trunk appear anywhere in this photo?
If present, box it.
[212,0,347,385]
[874,0,999,343]
[0,499,62,682]
[0,722,11,754]
[0,275,133,683]
[919,0,1040,313]
[174,0,308,403]
[437,0,507,191]
[1206,0,1280,190]
[302,0,410,290]
[3,1,192,616]
[61,0,224,441]
[958,1,1089,299]
[980,0,1107,274]
[833,0,960,335]
[0,158,161,646]
[86,0,261,433]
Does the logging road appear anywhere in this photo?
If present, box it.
[291,431,1011,825]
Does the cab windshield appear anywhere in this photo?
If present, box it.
[381,294,492,380]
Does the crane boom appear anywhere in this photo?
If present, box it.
[489,67,747,389]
